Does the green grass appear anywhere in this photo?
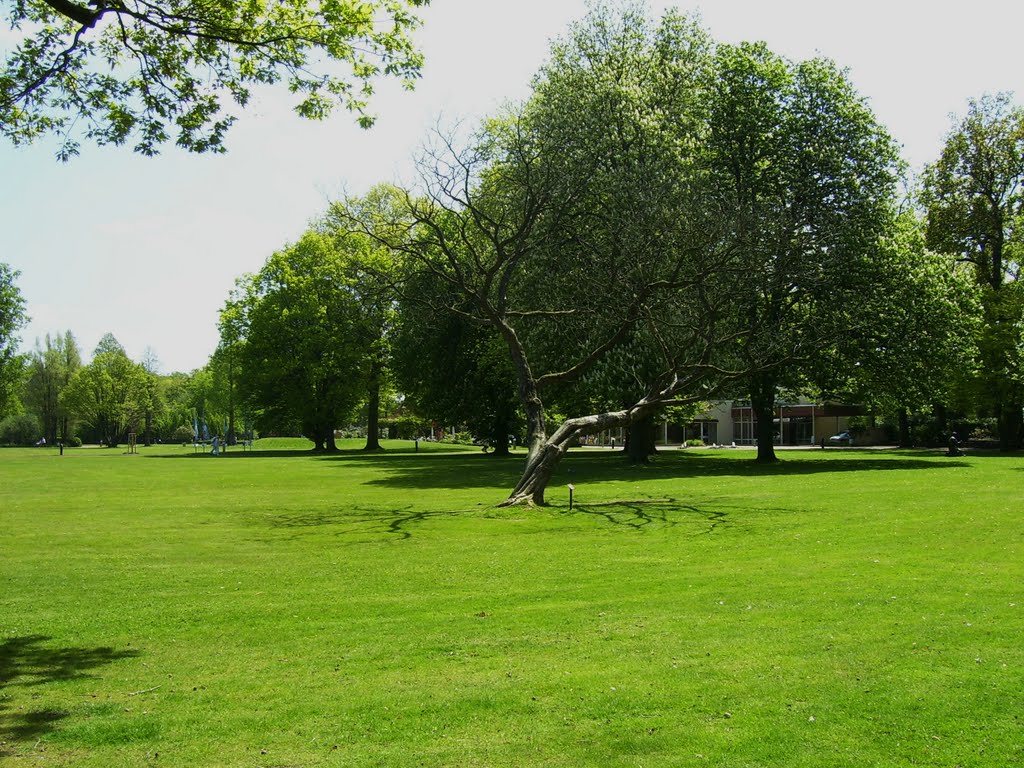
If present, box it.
[1,441,1022,766]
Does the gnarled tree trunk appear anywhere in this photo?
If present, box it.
[500,400,665,507]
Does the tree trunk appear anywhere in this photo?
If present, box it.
[897,409,911,447]
[363,359,382,451]
[324,429,338,452]
[502,441,564,506]
[750,376,777,463]
[500,399,668,506]
[489,416,511,457]
[227,356,237,445]
[308,420,327,452]
[626,414,656,464]
[998,401,1023,451]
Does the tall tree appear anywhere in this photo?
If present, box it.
[61,336,151,445]
[0,263,28,419]
[138,347,162,445]
[2,0,429,158]
[234,232,368,451]
[826,212,980,446]
[705,43,902,462]
[214,286,247,444]
[390,273,523,455]
[152,370,194,442]
[921,93,1024,449]
[23,330,82,443]
[323,185,420,451]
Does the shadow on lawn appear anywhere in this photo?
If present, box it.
[150,445,966,495]
[0,635,140,756]
[571,498,737,535]
[205,448,969,496]
[262,505,466,541]
[304,449,966,492]
[261,497,761,541]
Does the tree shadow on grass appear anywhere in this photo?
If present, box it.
[257,495,770,542]
[569,495,790,536]
[259,505,469,542]
[0,635,140,756]
[301,449,968,493]
[570,498,740,535]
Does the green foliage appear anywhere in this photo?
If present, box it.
[837,212,980,413]
[232,231,373,450]
[1,0,429,158]
[921,93,1024,291]
[702,41,905,460]
[379,415,429,439]
[922,92,1024,448]
[439,430,474,445]
[390,270,523,447]
[0,262,28,419]
[0,412,39,444]
[22,330,82,443]
[59,336,153,445]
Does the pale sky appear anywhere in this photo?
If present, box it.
[3,0,1022,373]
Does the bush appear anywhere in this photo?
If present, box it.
[64,436,82,447]
[0,414,42,446]
[173,424,195,443]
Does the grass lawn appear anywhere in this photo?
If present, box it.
[1,440,1022,766]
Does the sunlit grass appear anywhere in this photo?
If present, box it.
[1,442,1021,766]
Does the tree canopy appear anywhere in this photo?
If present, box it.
[701,42,904,461]
[1,0,428,158]
[0,263,28,418]
[229,230,383,451]
[23,330,82,443]
[60,333,152,445]
[389,269,523,454]
[922,92,1024,449]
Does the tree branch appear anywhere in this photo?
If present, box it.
[40,0,103,28]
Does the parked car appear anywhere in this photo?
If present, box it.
[829,430,853,445]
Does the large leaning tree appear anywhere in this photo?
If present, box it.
[337,6,757,506]
[921,93,1024,450]
[1,0,428,158]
